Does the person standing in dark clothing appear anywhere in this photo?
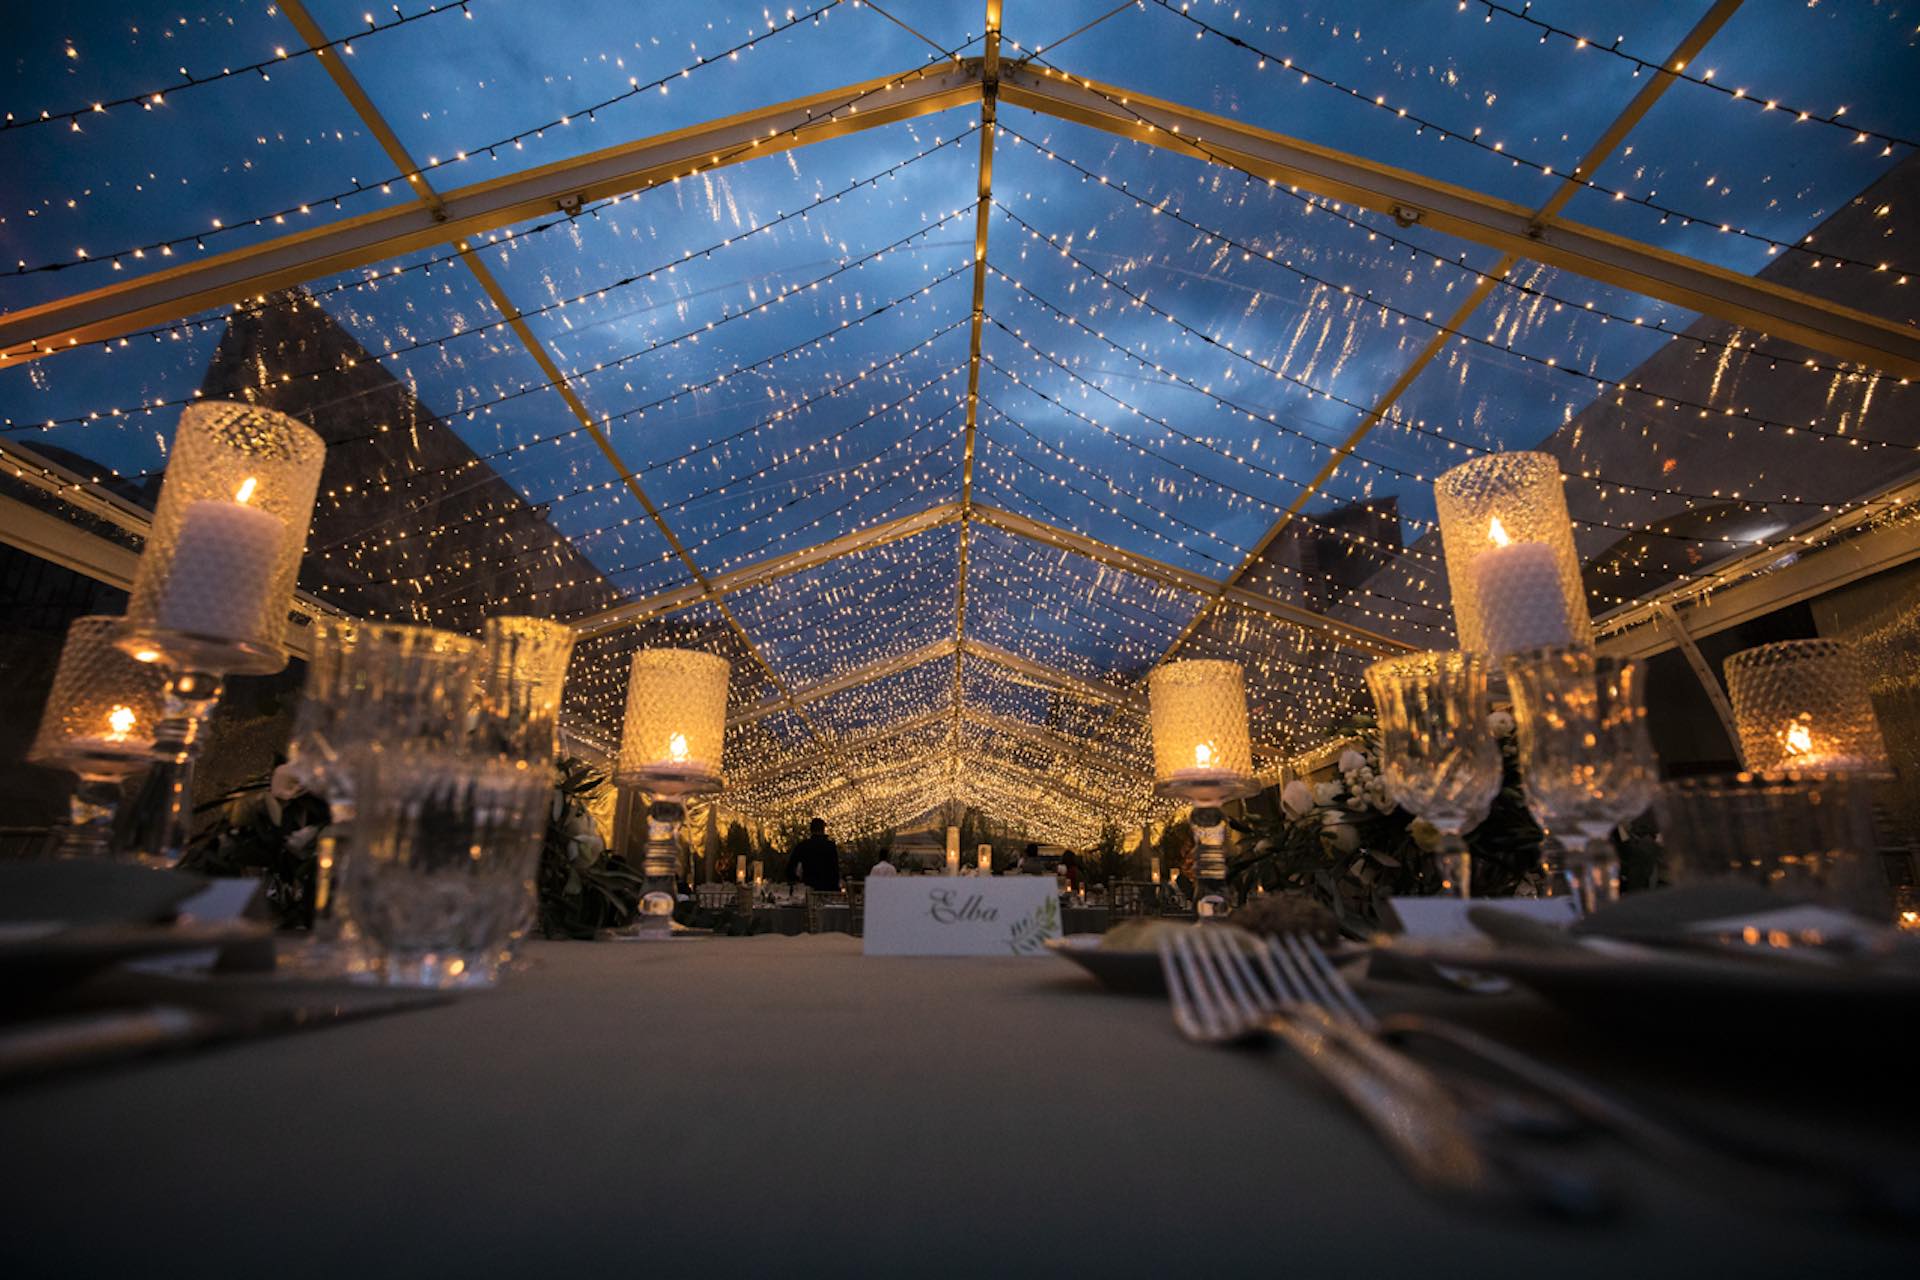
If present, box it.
[786,817,842,891]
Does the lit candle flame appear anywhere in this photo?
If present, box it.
[107,705,137,737]
[1487,515,1512,548]
[234,476,258,505]
[1194,741,1215,768]
[668,732,689,763]
[1783,720,1814,757]
[131,648,160,664]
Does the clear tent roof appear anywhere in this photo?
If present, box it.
[5,1,1919,841]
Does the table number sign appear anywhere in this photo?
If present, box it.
[863,877,1062,956]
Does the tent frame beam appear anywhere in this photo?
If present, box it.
[999,51,1919,379]
[0,62,980,362]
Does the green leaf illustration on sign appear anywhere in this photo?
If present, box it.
[1006,895,1059,955]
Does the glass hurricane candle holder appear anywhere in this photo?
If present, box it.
[1364,651,1502,898]
[113,402,326,865]
[1148,659,1258,805]
[1724,639,1890,776]
[1434,451,1592,661]
[27,616,171,860]
[121,401,326,674]
[615,648,730,938]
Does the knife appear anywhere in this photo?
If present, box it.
[0,984,451,1085]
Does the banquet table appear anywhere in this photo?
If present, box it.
[1,935,1912,1278]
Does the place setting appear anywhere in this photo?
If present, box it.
[3,2,1920,1272]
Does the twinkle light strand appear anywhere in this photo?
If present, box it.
[1472,0,1918,153]
[1125,3,1916,278]
[1,0,477,133]
[993,207,1914,514]
[11,0,847,277]
[997,123,1886,392]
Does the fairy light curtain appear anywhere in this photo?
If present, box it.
[5,1,1920,843]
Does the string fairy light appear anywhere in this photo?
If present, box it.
[1129,2,1917,278]
[10,0,850,279]
[1,0,478,133]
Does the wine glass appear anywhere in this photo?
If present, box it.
[1504,646,1658,914]
[1364,651,1502,898]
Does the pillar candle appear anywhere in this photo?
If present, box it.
[157,486,286,644]
[1473,518,1571,660]
[977,844,992,873]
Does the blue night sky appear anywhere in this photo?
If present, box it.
[4,1,1918,682]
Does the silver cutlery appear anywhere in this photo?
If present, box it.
[1158,928,1608,1212]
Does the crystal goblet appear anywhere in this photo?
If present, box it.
[1504,646,1658,913]
[1364,651,1502,898]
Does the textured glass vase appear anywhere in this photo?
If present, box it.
[1434,451,1592,659]
[1724,638,1889,775]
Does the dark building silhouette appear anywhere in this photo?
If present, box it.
[196,288,624,633]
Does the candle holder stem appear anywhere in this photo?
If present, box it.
[57,775,129,859]
[121,670,225,867]
[611,794,684,941]
[1568,838,1621,916]
[1436,835,1472,900]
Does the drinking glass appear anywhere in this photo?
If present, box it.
[1504,647,1658,913]
[476,617,576,955]
[1658,772,1887,917]
[345,752,551,988]
[28,616,171,860]
[286,623,482,970]
[1364,651,1502,898]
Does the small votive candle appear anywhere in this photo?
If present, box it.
[978,843,992,873]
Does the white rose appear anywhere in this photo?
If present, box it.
[1326,820,1361,854]
[1281,779,1315,818]
[269,763,306,803]
[287,824,319,853]
[1313,782,1343,807]
[569,832,606,864]
[1339,749,1368,776]
[1487,709,1516,738]
[1346,795,1367,812]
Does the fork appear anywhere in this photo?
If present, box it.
[1158,928,1495,1198]
[1284,933,1698,1159]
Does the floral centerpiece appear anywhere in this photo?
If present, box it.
[1230,713,1546,932]
[181,761,331,927]
[537,756,645,939]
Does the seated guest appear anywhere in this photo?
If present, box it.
[785,817,842,892]
[868,853,898,877]
[1016,842,1046,875]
